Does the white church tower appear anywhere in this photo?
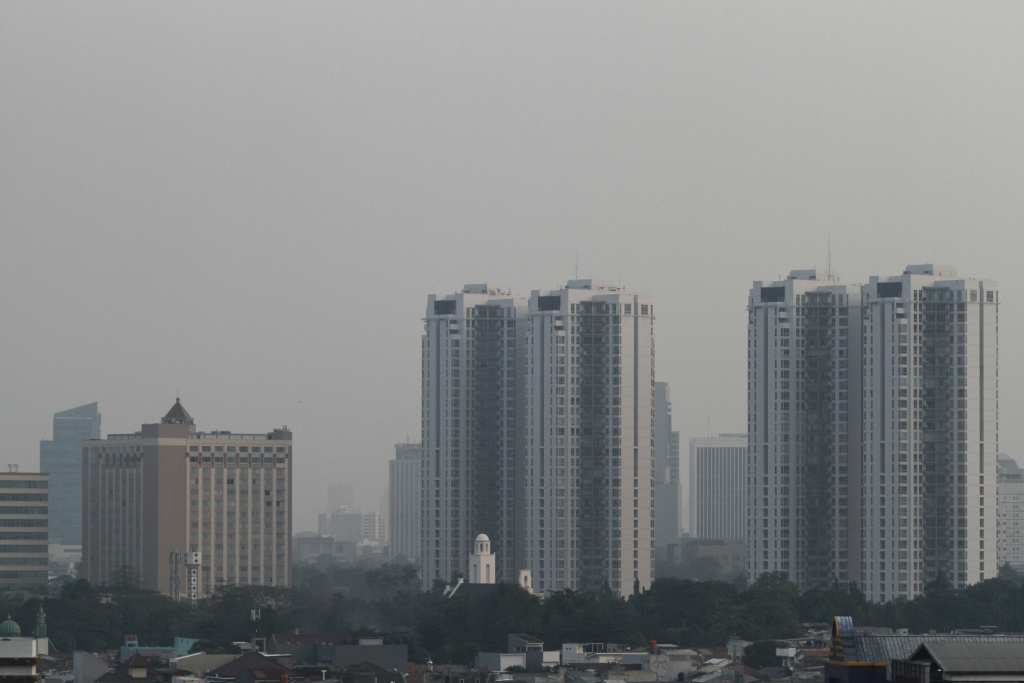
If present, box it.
[469,533,495,584]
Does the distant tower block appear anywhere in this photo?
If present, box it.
[469,534,495,584]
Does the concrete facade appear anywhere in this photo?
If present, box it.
[82,399,292,595]
[689,434,746,541]
[0,473,49,593]
[748,265,998,601]
[421,280,655,597]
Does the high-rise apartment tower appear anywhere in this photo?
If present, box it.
[748,265,997,601]
[421,280,655,597]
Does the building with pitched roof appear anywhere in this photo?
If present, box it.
[82,399,292,596]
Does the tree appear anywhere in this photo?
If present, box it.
[742,641,786,670]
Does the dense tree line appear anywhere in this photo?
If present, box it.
[8,564,1024,666]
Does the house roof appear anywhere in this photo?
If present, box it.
[162,398,194,425]
[208,652,302,679]
[273,634,349,646]
[124,652,152,668]
[910,641,1024,673]
[848,634,1024,679]
[244,669,287,681]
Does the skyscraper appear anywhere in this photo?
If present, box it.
[748,265,998,601]
[747,269,863,590]
[39,402,100,545]
[653,383,680,560]
[690,434,747,541]
[860,265,997,600]
[389,443,422,562]
[524,280,655,595]
[421,280,655,597]
[421,285,527,589]
[82,399,292,595]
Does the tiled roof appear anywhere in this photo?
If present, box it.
[208,652,302,679]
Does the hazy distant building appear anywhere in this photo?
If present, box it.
[690,434,746,540]
[422,280,656,597]
[0,472,49,593]
[82,399,292,595]
[318,508,382,545]
[421,284,528,589]
[998,454,1024,572]
[326,483,354,512]
[653,382,680,559]
[388,443,422,562]
[39,402,100,545]
[748,265,998,601]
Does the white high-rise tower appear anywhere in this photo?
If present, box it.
[421,280,655,597]
[524,280,655,596]
[860,265,998,601]
[421,285,527,589]
[747,265,998,601]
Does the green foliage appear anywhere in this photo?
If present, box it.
[742,640,786,670]
[30,561,1024,668]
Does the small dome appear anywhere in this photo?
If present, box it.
[0,616,21,637]
[475,533,490,542]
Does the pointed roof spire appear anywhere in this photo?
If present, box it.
[162,398,194,425]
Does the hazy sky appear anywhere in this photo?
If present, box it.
[3,3,1023,532]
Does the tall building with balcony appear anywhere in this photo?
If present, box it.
[421,285,528,589]
[860,265,998,600]
[524,280,655,595]
[421,280,655,597]
[389,443,423,562]
[748,269,863,590]
[39,402,100,545]
[748,265,998,601]
[82,399,292,596]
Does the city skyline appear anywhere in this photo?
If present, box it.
[4,3,1024,536]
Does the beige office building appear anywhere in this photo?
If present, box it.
[82,399,292,596]
[0,472,49,594]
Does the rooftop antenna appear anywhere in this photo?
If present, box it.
[828,234,832,277]
[575,246,579,280]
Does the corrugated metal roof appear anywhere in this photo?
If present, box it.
[850,635,1024,678]
[915,641,1024,673]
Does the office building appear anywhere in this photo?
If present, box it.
[690,434,747,540]
[748,265,998,601]
[82,399,292,596]
[39,402,99,545]
[421,280,656,597]
[653,383,681,559]
[389,443,423,562]
[318,508,382,545]
[421,284,528,589]
[748,269,863,590]
[524,280,655,595]
[0,472,49,594]
[997,454,1024,573]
